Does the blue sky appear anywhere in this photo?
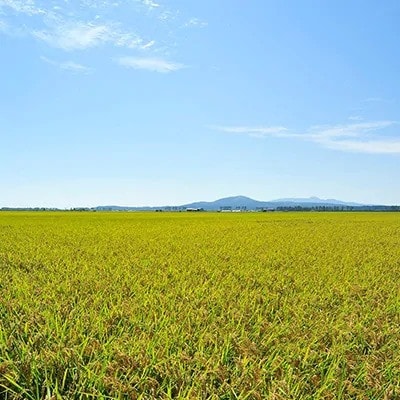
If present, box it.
[1,0,399,207]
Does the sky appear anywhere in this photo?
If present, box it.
[1,0,400,207]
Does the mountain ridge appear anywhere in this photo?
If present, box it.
[95,195,375,211]
[181,195,366,210]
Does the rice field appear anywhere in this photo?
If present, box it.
[0,211,399,399]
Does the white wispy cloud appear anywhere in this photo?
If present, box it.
[80,0,120,10]
[116,56,184,73]
[363,97,386,103]
[40,56,92,73]
[0,0,170,50]
[33,21,111,50]
[0,0,45,16]
[214,126,290,138]
[308,121,394,139]
[184,18,207,28]
[33,19,146,50]
[1,0,196,70]
[322,139,400,154]
[141,0,160,9]
[141,39,155,49]
[158,10,178,21]
[214,121,400,155]
[0,1,153,51]
[348,115,364,121]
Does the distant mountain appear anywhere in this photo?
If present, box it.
[182,196,266,210]
[270,196,365,207]
[94,196,390,212]
[181,195,367,210]
[2,196,396,212]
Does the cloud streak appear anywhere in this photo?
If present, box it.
[0,0,201,72]
[0,0,45,16]
[184,18,207,28]
[40,56,92,73]
[0,1,154,51]
[214,121,400,155]
[32,19,148,51]
[322,139,400,154]
[213,125,290,138]
[141,0,160,10]
[34,21,112,50]
[116,56,185,73]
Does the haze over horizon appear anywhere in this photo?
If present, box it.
[1,0,400,208]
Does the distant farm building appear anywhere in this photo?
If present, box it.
[220,206,247,212]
